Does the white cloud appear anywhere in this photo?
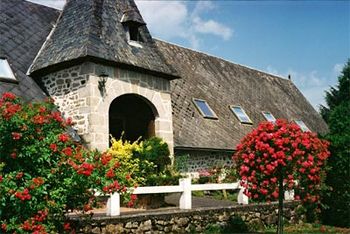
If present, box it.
[193,17,233,41]
[136,1,233,49]
[136,1,188,40]
[333,63,343,76]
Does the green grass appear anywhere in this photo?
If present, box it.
[263,223,350,234]
[192,190,238,202]
[202,223,350,234]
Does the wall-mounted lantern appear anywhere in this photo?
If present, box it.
[98,72,108,97]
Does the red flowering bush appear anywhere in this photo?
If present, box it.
[0,93,136,233]
[233,119,330,222]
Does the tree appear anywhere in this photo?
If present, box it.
[233,120,330,234]
[320,60,350,227]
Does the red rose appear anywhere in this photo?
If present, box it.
[106,168,115,178]
[2,92,16,100]
[58,133,69,142]
[1,223,7,231]
[62,147,73,156]
[50,143,58,152]
[11,132,22,140]
[64,222,71,231]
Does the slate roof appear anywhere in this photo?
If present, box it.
[0,0,60,101]
[155,40,329,150]
[29,0,179,80]
[1,0,328,152]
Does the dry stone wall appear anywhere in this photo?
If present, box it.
[69,201,303,233]
[175,150,233,172]
[41,65,89,135]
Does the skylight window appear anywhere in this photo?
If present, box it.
[230,106,252,124]
[193,98,217,119]
[0,58,17,83]
[295,120,310,132]
[262,111,276,122]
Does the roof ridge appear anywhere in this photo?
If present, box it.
[27,2,64,75]
[155,38,290,83]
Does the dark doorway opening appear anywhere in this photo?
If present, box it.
[109,94,156,143]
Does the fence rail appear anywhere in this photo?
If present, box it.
[106,178,249,216]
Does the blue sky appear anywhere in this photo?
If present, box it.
[28,0,349,110]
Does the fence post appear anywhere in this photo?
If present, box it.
[179,178,192,209]
[238,186,249,204]
[106,192,120,216]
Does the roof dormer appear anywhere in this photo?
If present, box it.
[121,9,146,43]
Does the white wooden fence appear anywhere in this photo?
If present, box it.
[106,178,249,216]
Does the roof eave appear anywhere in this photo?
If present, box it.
[29,56,181,81]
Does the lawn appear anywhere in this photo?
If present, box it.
[203,223,350,234]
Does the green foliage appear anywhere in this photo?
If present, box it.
[134,137,171,173]
[108,136,181,187]
[320,60,350,227]
[174,154,190,172]
[223,216,249,233]
[320,59,350,123]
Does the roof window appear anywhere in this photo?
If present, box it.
[230,106,252,124]
[262,111,276,122]
[0,58,17,83]
[295,120,310,132]
[193,98,217,119]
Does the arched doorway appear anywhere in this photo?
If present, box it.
[109,94,157,143]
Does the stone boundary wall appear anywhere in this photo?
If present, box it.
[69,201,303,233]
[175,150,233,172]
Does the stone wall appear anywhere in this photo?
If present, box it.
[40,62,174,153]
[175,149,233,172]
[41,65,89,135]
[69,201,303,233]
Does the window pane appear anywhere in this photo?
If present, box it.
[0,59,16,80]
[231,106,252,123]
[262,111,276,122]
[295,120,310,132]
[193,99,216,118]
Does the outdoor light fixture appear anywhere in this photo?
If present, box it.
[98,73,108,96]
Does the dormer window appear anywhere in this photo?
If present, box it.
[0,58,17,83]
[121,9,146,44]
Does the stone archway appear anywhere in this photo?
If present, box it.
[109,94,158,142]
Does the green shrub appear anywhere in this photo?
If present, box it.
[134,137,171,173]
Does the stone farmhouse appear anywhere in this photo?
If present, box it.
[0,0,328,171]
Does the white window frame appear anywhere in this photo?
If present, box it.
[0,58,18,84]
